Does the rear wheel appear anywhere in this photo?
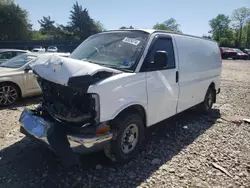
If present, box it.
[104,113,144,163]
[0,83,20,106]
[198,87,215,112]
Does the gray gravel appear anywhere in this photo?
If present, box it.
[0,60,250,188]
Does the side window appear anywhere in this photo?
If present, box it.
[15,51,26,56]
[0,52,13,59]
[141,37,175,71]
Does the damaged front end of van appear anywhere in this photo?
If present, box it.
[19,55,120,166]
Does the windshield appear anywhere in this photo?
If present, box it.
[236,49,243,53]
[0,54,37,68]
[69,31,149,71]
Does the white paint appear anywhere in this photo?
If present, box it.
[32,30,221,127]
[89,31,221,125]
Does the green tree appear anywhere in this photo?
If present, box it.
[38,16,55,35]
[241,21,250,48]
[231,7,250,48]
[202,35,212,39]
[38,16,75,40]
[245,20,250,48]
[95,20,106,32]
[209,14,231,40]
[209,14,235,46]
[32,30,48,40]
[119,26,134,29]
[0,0,32,40]
[153,18,181,33]
[68,1,99,40]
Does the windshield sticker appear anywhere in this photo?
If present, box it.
[122,37,141,46]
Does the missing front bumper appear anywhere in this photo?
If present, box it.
[19,108,113,153]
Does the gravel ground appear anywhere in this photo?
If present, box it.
[0,60,250,188]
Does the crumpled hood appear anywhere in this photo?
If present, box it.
[31,54,122,86]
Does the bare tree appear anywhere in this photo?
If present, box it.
[231,7,250,48]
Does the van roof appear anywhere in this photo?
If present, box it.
[106,29,216,42]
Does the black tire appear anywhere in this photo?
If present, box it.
[104,113,145,163]
[0,83,20,106]
[232,57,236,60]
[198,87,215,112]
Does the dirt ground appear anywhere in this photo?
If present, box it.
[0,60,250,188]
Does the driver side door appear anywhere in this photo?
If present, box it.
[140,35,179,126]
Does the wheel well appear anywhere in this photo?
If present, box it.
[115,105,147,127]
[208,82,216,103]
[0,81,22,97]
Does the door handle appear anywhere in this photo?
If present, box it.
[176,71,179,83]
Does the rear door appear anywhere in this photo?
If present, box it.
[140,34,179,126]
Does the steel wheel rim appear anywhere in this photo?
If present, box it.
[121,124,139,154]
[0,86,18,105]
[206,92,213,109]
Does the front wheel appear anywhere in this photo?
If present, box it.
[0,83,20,106]
[104,113,144,163]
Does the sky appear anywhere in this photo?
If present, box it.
[15,0,250,37]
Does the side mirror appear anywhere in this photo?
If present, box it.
[24,65,32,73]
[152,51,168,69]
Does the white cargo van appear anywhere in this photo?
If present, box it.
[19,29,221,165]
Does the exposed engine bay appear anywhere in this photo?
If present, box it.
[29,55,121,128]
[34,71,117,129]
[37,76,96,125]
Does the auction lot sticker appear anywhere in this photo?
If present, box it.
[122,37,141,45]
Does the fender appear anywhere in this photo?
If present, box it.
[110,101,148,125]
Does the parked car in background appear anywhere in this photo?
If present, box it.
[47,46,58,52]
[243,49,250,59]
[220,47,237,60]
[0,52,70,106]
[32,46,46,52]
[19,29,222,165]
[232,48,249,60]
[0,49,30,64]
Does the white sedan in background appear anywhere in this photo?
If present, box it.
[32,46,46,52]
[47,46,58,52]
[0,52,70,106]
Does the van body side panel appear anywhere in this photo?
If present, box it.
[87,72,148,124]
[173,35,222,113]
